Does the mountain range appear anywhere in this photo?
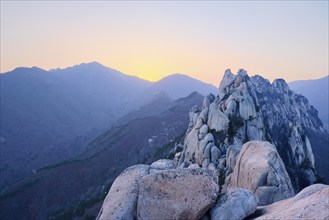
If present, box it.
[0,62,217,188]
[0,62,328,219]
[289,75,329,130]
[0,91,204,220]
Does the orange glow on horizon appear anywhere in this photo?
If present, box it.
[1,1,328,85]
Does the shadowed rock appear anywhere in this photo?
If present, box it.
[97,165,150,220]
[211,188,258,220]
[254,184,329,219]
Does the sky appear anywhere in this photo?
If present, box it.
[1,1,328,85]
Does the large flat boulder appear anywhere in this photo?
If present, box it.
[137,168,219,220]
[227,141,295,205]
[254,184,329,219]
[97,164,150,220]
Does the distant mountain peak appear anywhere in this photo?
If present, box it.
[145,73,217,100]
[55,61,110,72]
[73,61,107,69]
[289,75,329,131]
[158,73,214,86]
[3,66,46,75]
[160,73,193,79]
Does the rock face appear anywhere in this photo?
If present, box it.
[207,102,230,132]
[149,159,176,174]
[97,164,150,220]
[253,184,329,219]
[225,144,241,176]
[137,168,219,220]
[97,69,328,220]
[210,188,258,220]
[178,69,327,192]
[227,141,295,205]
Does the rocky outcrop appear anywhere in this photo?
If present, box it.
[227,141,295,205]
[210,188,258,220]
[225,144,241,176]
[253,184,329,219]
[207,102,230,132]
[177,69,326,192]
[137,169,219,220]
[149,159,176,174]
[97,164,150,220]
[97,69,328,220]
[97,163,219,220]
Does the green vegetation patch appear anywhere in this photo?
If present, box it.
[51,182,113,220]
[227,115,244,138]
[153,133,185,160]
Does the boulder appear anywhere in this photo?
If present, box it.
[219,69,236,100]
[150,159,176,174]
[246,117,265,141]
[217,158,226,169]
[225,144,241,176]
[203,94,215,108]
[150,159,175,170]
[239,96,257,120]
[224,99,237,116]
[97,164,150,220]
[179,160,192,168]
[238,82,257,120]
[199,107,209,123]
[210,146,221,164]
[210,188,258,220]
[203,143,213,160]
[254,184,329,219]
[288,124,315,168]
[202,158,211,168]
[184,128,199,162]
[137,168,219,220]
[198,124,208,140]
[227,141,295,205]
[207,102,229,132]
[203,133,214,143]
[188,163,200,169]
[196,134,214,165]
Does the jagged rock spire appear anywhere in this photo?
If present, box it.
[178,69,324,192]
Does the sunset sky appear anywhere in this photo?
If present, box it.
[1,1,328,85]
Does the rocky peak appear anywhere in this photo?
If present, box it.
[96,69,329,220]
[178,69,326,192]
[272,78,289,94]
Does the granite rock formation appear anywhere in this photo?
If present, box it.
[178,69,326,192]
[97,69,329,220]
[226,141,295,205]
[252,184,329,219]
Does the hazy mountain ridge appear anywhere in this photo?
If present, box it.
[289,75,329,130]
[113,91,175,127]
[143,73,218,100]
[0,92,204,220]
[0,63,149,188]
[0,62,217,188]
